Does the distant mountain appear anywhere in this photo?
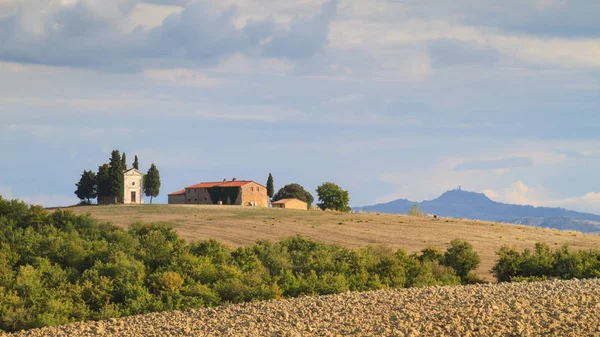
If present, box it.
[355,189,600,233]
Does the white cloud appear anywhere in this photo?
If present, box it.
[320,93,364,108]
[0,0,339,69]
[549,192,600,214]
[529,151,568,166]
[374,142,600,208]
[483,180,600,214]
[144,68,230,87]
[194,111,283,122]
[482,189,497,199]
[18,194,79,207]
[129,3,182,29]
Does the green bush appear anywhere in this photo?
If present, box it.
[0,196,482,333]
[441,239,481,283]
[492,243,600,282]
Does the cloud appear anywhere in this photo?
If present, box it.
[261,0,339,59]
[428,38,499,68]
[130,3,183,29]
[1,183,78,207]
[141,0,190,6]
[0,0,339,70]
[454,157,532,171]
[18,194,79,207]
[502,180,541,206]
[482,189,497,199]
[403,0,600,38]
[550,192,600,214]
[143,68,230,87]
[484,180,600,214]
[463,0,600,38]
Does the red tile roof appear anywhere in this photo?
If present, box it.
[185,180,266,189]
[168,189,185,196]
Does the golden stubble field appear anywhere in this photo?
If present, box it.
[57,204,600,281]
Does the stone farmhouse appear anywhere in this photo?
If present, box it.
[168,178,268,207]
[98,168,144,205]
[272,198,308,210]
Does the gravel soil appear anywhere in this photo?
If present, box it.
[6,279,600,337]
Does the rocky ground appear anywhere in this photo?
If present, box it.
[7,279,600,337]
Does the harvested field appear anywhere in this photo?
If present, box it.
[55,204,600,281]
[8,279,600,336]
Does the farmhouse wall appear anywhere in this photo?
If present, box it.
[273,198,307,210]
[240,182,268,207]
[185,188,213,205]
[168,194,185,204]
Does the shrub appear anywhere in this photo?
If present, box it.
[492,243,600,282]
[408,205,423,216]
[0,197,483,333]
[442,239,480,283]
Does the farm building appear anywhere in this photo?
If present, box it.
[98,168,144,205]
[168,178,268,207]
[167,189,185,204]
[272,198,308,210]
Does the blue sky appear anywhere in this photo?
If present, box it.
[1,0,600,213]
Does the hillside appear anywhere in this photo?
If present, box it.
[355,189,600,233]
[9,279,600,336]
[57,204,600,280]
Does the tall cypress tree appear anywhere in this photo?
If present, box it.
[144,163,161,204]
[96,164,111,203]
[109,150,124,203]
[122,152,127,170]
[266,173,274,201]
[133,155,139,170]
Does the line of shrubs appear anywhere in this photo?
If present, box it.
[492,242,600,282]
[1,197,599,332]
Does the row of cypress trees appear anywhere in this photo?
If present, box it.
[75,150,160,204]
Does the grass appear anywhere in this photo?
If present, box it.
[54,204,600,281]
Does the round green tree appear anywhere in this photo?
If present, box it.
[74,170,97,204]
[272,183,314,206]
[315,182,350,212]
[442,239,481,283]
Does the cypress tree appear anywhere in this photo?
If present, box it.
[122,152,127,170]
[96,164,111,203]
[144,163,161,204]
[266,173,274,200]
[109,150,124,203]
[74,170,97,204]
[133,155,139,170]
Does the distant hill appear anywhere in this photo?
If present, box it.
[355,189,600,233]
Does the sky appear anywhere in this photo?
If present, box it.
[1,0,600,213]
